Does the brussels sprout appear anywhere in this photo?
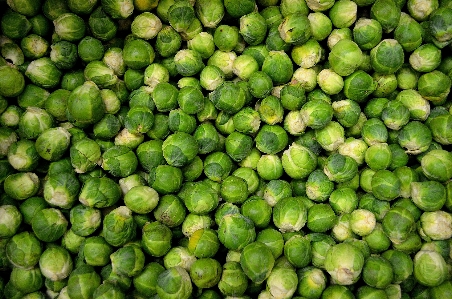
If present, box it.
[217,261,248,297]
[278,13,311,45]
[101,206,136,247]
[189,258,222,289]
[362,118,388,145]
[382,206,415,244]
[409,43,441,72]
[174,49,204,77]
[31,208,68,243]
[324,152,358,183]
[328,39,362,76]
[39,245,73,282]
[141,220,172,257]
[370,39,405,74]
[218,213,255,251]
[308,12,333,41]
[429,7,452,43]
[418,70,451,105]
[66,264,101,299]
[110,244,145,277]
[156,266,192,299]
[370,0,401,33]
[1,10,32,39]
[132,262,165,297]
[317,69,344,95]
[240,241,274,284]
[414,250,449,287]
[410,180,446,211]
[324,243,365,285]
[264,267,298,298]
[315,121,345,152]
[4,172,40,200]
[329,0,357,28]
[262,179,292,207]
[273,196,308,232]
[262,50,294,84]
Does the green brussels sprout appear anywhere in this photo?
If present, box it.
[39,245,73,282]
[255,124,289,155]
[324,152,358,183]
[239,12,267,46]
[362,118,388,145]
[284,234,312,268]
[353,18,383,50]
[31,208,68,242]
[1,10,32,39]
[332,213,356,242]
[317,69,344,95]
[329,0,357,28]
[210,81,247,114]
[256,154,283,180]
[110,244,145,277]
[418,70,451,105]
[132,262,165,297]
[4,172,40,200]
[218,213,255,251]
[414,250,449,287]
[324,242,365,285]
[67,264,101,299]
[411,180,446,211]
[315,121,345,152]
[141,220,172,257]
[189,258,222,289]
[174,49,204,77]
[187,228,220,258]
[262,50,294,84]
[19,197,48,226]
[240,241,274,284]
[265,267,298,298]
[231,107,259,135]
[297,266,327,298]
[79,177,121,208]
[178,181,219,214]
[101,206,136,247]
[364,143,392,171]
[328,39,363,76]
[0,204,22,238]
[77,37,104,63]
[370,0,401,33]
[308,12,333,41]
[420,211,452,241]
[69,204,101,237]
[257,95,284,125]
[123,186,159,214]
[429,7,452,43]
[6,139,39,172]
[66,81,105,128]
[156,266,192,299]
[24,57,62,89]
[101,145,138,178]
[382,206,415,244]
[163,246,196,270]
[6,231,42,269]
[372,73,398,98]
[240,196,272,229]
[53,13,86,42]
[9,266,43,294]
[305,169,334,202]
[217,261,248,297]
[328,187,358,214]
[409,43,441,72]
[101,0,134,19]
[43,171,80,209]
[395,89,430,121]
[321,285,355,299]
[273,196,308,232]
[370,39,405,74]
[307,203,337,233]
[419,149,452,183]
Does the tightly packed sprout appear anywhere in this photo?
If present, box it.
[1,0,452,298]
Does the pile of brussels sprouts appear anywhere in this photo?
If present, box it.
[1,0,452,297]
